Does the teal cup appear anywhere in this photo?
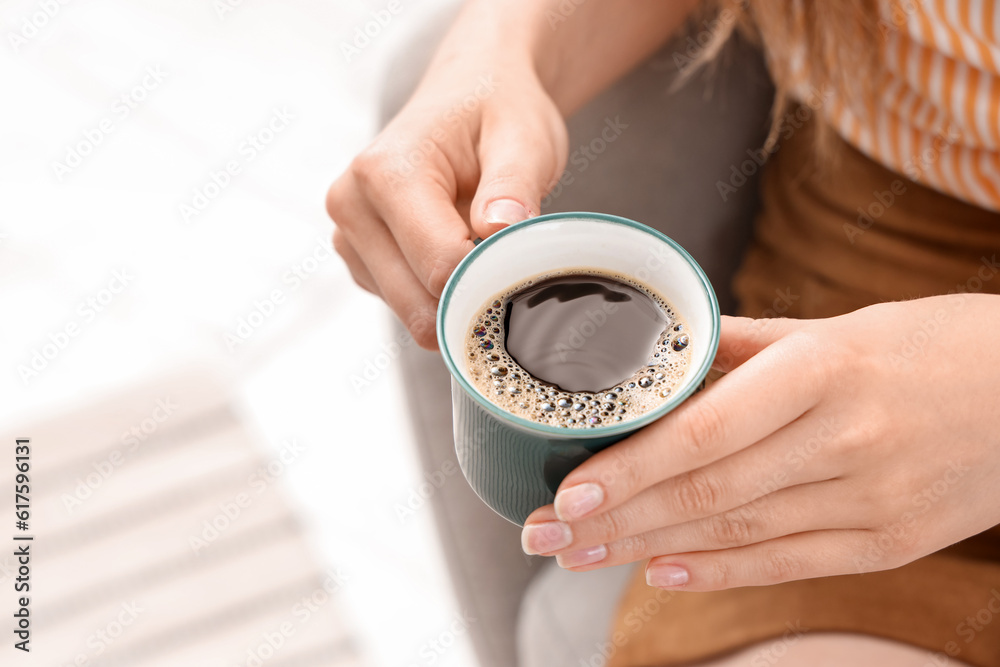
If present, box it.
[436,212,720,525]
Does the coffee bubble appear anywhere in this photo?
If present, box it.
[465,268,692,429]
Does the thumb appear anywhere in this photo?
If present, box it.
[470,124,563,241]
[713,315,807,373]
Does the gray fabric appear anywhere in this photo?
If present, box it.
[544,34,774,315]
[397,331,540,667]
[383,7,774,667]
[517,563,640,667]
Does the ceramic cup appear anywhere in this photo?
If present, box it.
[437,212,720,525]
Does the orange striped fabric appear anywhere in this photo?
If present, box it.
[795,0,1000,211]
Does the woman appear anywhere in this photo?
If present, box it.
[327,1,1000,664]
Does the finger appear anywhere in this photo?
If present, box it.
[643,529,879,591]
[555,481,857,571]
[552,333,826,521]
[530,411,843,551]
[469,117,566,240]
[332,230,381,297]
[338,207,440,350]
[712,315,807,373]
[369,176,477,297]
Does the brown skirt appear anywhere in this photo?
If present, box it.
[607,109,1000,667]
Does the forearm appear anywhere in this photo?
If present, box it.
[423,0,702,115]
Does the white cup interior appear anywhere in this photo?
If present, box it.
[441,215,718,414]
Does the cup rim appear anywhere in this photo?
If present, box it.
[436,211,721,440]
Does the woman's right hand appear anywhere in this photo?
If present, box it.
[326,57,569,349]
[326,0,699,349]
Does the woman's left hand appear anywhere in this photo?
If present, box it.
[521,293,1000,591]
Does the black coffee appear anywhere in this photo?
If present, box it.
[465,269,691,429]
[504,275,669,392]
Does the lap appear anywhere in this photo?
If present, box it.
[699,633,975,667]
[517,564,975,667]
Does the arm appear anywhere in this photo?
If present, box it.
[327,0,701,348]
[425,0,701,116]
[523,295,1000,590]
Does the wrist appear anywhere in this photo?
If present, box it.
[498,0,701,115]
[418,0,601,115]
[421,1,538,81]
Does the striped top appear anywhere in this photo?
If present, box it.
[796,0,1000,212]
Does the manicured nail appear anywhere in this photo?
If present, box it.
[554,483,605,521]
[521,521,572,555]
[556,544,607,569]
[483,199,529,226]
[646,563,689,588]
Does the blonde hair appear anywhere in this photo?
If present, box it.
[692,0,883,153]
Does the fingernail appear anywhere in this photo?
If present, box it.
[646,563,689,588]
[521,521,572,555]
[554,483,604,521]
[483,199,529,226]
[556,544,607,569]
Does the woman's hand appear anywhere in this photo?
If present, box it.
[326,0,699,349]
[521,293,1000,591]
[326,58,567,349]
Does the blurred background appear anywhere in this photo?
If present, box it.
[0,0,476,665]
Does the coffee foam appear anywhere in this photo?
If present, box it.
[464,269,691,429]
